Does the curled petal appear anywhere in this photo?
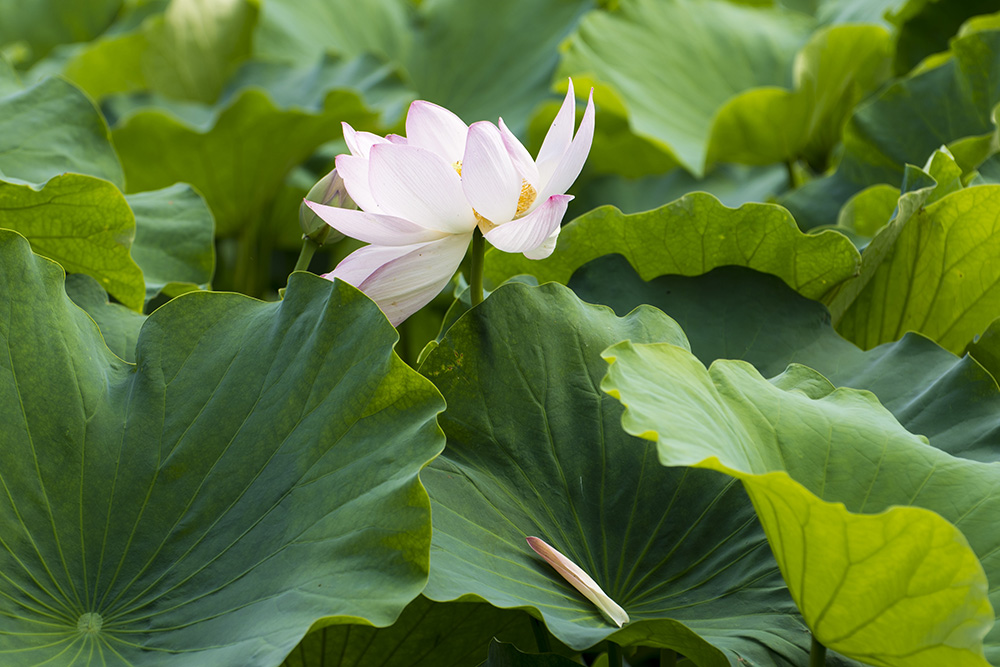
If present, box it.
[463,121,520,224]
[527,537,629,628]
[484,194,571,255]
[523,227,560,260]
[326,233,472,326]
[335,154,381,214]
[538,87,595,202]
[304,202,449,246]
[405,100,469,164]
[535,79,577,186]
[342,122,389,159]
[368,143,476,234]
[498,117,540,188]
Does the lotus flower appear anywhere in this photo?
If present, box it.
[526,536,629,628]
[305,80,595,325]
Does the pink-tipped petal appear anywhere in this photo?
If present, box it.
[405,100,469,164]
[327,233,472,326]
[462,121,521,224]
[535,79,577,186]
[386,133,407,144]
[335,154,382,213]
[304,202,449,245]
[498,117,540,188]
[538,87,595,202]
[484,194,571,255]
[526,537,629,628]
[368,143,477,234]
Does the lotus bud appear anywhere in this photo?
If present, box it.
[526,536,629,627]
[299,168,354,245]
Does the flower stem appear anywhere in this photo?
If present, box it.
[469,227,485,307]
[293,236,321,273]
[809,635,827,667]
[607,641,623,667]
[530,617,551,653]
[661,648,677,666]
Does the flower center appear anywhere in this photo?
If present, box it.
[452,160,537,232]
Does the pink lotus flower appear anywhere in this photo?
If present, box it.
[305,80,595,325]
[527,536,629,627]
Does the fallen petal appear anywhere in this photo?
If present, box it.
[526,536,629,628]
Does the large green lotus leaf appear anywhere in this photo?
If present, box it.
[127,183,216,303]
[419,282,852,666]
[0,77,123,188]
[478,640,579,667]
[782,22,1000,228]
[560,0,812,176]
[255,0,590,136]
[254,0,411,66]
[110,55,408,236]
[567,258,1000,464]
[829,183,1000,354]
[57,0,258,103]
[0,229,444,665]
[281,596,542,667]
[64,274,147,363]
[968,317,1000,384]
[706,24,892,170]
[484,193,860,301]
[0,174,145,310]
[0,0,120,67]
[602,343,995,666]
[891,0,1000,75]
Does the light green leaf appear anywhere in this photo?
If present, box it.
[831,184,1000,354]
[0,175,144,310]
[64,274,146,363]
[602,342,995,666]
[560,0,813,176]
[420,282,843,665]
[110,55,409,236]
[484,193,860,301]
[833,184,899,242]
[0,229,444,664]
[0,77,123,188]
[254,0,411,66]
[707,24,892,170]
[281,597,543,667]
[127,183,216,303]
[782,23,1000,228]
[0,0,121,67]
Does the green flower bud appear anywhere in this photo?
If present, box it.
[299,169,354,244]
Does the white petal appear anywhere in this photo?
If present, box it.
[368,143,477,234]
[535,79,576,187]
[335,154,382,213]
[523,227,561,260]
[386,133,407,144]
[342,121,388,159]
[537,88,595,202]
[484,194,571,254]
[498,117,540,188]
[405,100,469,164]
[326,234,472,326]
[462,121,520,224]
[304,202,449,245]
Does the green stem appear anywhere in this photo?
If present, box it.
[660,648,677,667]
[530,617,551,653]
[607,641,623,667]
[809,635,827,667]
[469,227,485,307]
[293,236,321,273]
